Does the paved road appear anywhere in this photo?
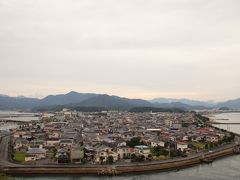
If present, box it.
[0,135,16,167]
[0,136,8,163]
[0,135,28,168]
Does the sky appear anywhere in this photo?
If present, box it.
[0,0,240,101]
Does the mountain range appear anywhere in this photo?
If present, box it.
[150,98,215,107]
[0,91,240,111]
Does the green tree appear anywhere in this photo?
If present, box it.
[151,146,169,156]
[100,156,105,164]
[148,154,152,161]
[107,155,114,164]
[138,155,145,162]
[127,137,142,148]
[130,153,137,162]
[205,144,209,149]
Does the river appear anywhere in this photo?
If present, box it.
[9,112,240,180]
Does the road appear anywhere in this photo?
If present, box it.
[0,135,15,167]
[0,133,239,170]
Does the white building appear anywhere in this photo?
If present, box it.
[151,140,165,148]
[26,148,46,160]
[177,142,188,151]
[134,145,151,158]
[45,139,60,147]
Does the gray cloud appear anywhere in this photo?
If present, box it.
[0,0,240,100]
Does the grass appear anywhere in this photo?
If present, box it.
[13,152,26,162]
[152,155,169,161]
[191,142,206,150]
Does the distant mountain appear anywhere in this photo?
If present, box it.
[150,98,215,107]
[37,91,98,106]
[0,95,39,110]
[0,92,153,111]
[1,91,240,111]
[217,98,240,109]
[153,102,210,110]
[74,94,153,110]
[0,91,99,110]
[33,95,208,112]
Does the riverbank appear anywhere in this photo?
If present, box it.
[1,144,240,176]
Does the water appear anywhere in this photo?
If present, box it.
[12,155,240,180]
[0,122,18,131]
[0,110,39,116]
[0,111,39,131]
[10,113,240,179]
[0,116,39,122]
[211,112,240,134]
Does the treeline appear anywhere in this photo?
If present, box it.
[194,113,210,122]
[126,137,146,148]
[70,106,108,112]
[32,105,109,112]
[129,107,185,113]
[33,105,186,113]
[32,105,65,112]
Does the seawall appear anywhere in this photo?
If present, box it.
[1,145,239,175]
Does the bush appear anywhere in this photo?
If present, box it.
[127,137,145,148]
[107,155,114,164]
[151,146,169,157]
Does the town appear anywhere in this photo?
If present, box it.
[9,109,235,165]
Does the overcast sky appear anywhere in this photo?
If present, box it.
[0,0,240,101]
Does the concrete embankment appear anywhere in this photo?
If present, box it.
[1,145,239,176]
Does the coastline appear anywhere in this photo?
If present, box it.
[1,144,240,176]
[1,112,240,176]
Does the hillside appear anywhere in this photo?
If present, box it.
[1,91,240,111]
